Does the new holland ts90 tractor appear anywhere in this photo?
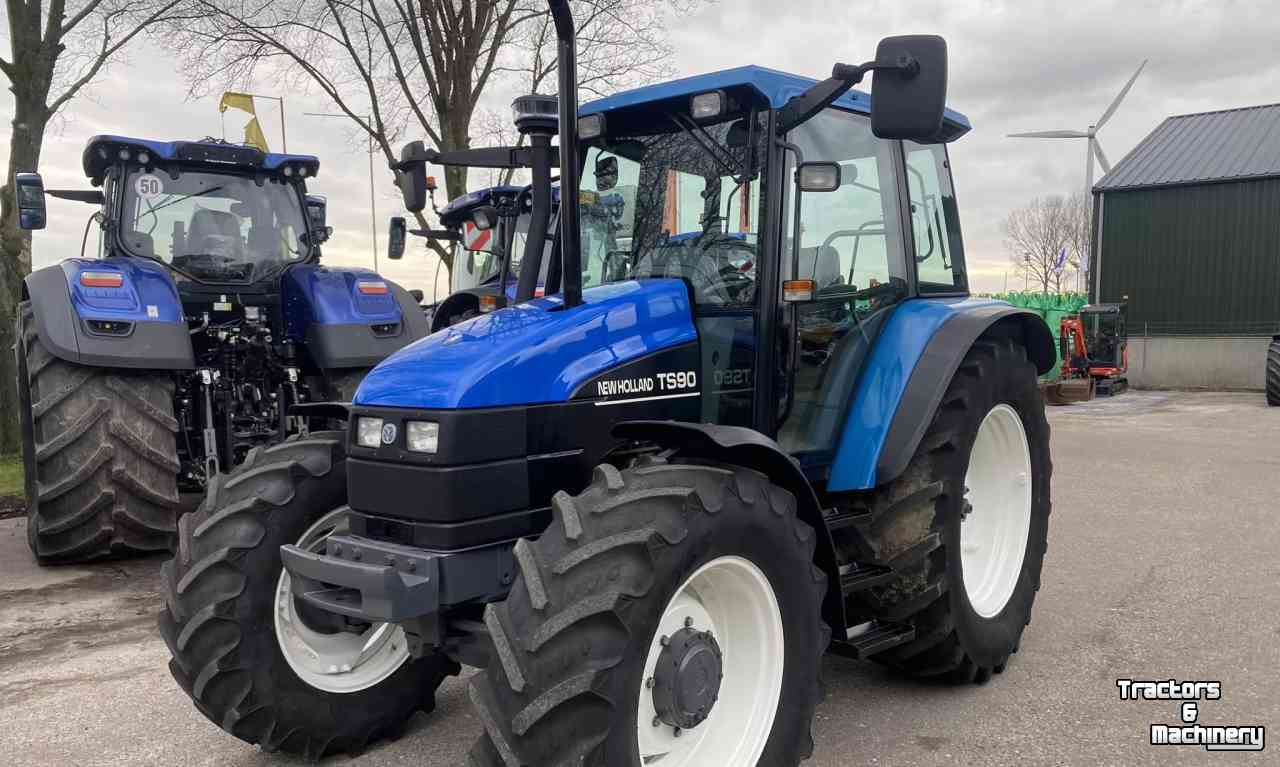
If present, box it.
[160,2,1056,764]
[11,139,429,564]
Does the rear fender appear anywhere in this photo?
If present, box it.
[22,259,193,369]
[828,298,1054,492]
[612,420,846,638]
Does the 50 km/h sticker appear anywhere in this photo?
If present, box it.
[134,173,164,199]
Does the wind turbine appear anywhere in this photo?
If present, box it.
[1009,60,1147,197]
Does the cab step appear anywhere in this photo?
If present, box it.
[829,621,917,660]
[839,564,896,595]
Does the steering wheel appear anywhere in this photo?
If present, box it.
[686,237,757,305]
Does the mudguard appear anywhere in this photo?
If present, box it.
[828,297,1054,492]
[22,259,194,369]
[282,264,430,369]
[612,420,845,636]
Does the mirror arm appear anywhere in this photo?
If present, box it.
[47,189,105,205]
[395,145,560,171]
[778,55,920,134]
[409,228,461,241]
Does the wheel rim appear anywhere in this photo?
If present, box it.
[274,508,410,693]
[636,555,785,766]
[961,403,1033,618]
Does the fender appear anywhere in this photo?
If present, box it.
[282,264,430,369]
[22,259,194,370]
[611,420,846,638]
[828,298,1054,492]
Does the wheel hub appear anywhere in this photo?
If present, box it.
[651,625,724,730]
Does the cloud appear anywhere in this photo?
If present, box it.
[6,0,1277,296]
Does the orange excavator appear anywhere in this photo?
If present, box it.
[1042,303,1128,405]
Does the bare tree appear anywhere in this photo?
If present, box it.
[1064,191,1093,292]
[0,0,187,454]
[1004,195,1072,295]
[171,0,703,272]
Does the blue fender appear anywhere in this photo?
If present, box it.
[355,279,697,409]
[282,264,430,369]
[22,258,193,369]
[828,297,1054,491]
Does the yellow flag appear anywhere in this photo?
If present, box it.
[243,117,269,152]
[219,91,257,115]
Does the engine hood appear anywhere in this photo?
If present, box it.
[354,279,697,410]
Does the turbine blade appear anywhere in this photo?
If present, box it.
[1007,130,1090,139]
[1096,59,1148,129]
[1093,139,1112,173]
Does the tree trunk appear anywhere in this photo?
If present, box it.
[0,95,51,455]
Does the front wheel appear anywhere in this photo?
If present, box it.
[469,458,828,766]
[158,433,458,759]
[1266,339,1279,406]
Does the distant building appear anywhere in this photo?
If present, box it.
[1091,103,1280,389]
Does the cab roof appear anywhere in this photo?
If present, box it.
[580,65,971,142]
[82,135,320,184]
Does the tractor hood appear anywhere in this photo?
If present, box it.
[354,279,697,410]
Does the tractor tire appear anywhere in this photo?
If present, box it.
[1266,339,1280,406]
[469,458,828,767]
[158,433,458,759]
[16,301,181,564]
[840,333,1051,684]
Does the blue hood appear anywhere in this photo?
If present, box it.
[355,279,697,409]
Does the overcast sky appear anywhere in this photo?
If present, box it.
[5,0,1278,296]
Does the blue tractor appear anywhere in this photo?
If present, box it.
[10,138,430,564]
[161,2,1056,763]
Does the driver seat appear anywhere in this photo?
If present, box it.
[188,208,243,255]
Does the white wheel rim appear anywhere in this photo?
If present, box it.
[961,403,1033,618]
[274,508,410,693]
[636,556,784,766]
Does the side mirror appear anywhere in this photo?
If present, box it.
[796,162,841,193]
[869,35,948,141]
[14,173,47,231]
[594,156,618,191]
[306,195,331,243]
[394,141,428,213]
[388,216,406,260]
[408,288,424,303]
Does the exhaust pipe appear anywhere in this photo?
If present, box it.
[548,0,582,308]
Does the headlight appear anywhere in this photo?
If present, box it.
[406,421,439,453]
[357,417,384,448]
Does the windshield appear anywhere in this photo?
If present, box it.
[119,168,310,283]
[580,114,765,307]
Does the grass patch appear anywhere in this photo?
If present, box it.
[0,455,24,498]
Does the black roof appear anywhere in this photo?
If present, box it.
[1095,103,1280,192]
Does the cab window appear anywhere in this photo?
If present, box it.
[905,142,966,292]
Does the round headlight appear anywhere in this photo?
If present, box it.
[118,148,132,161]
[137,151,151,165]
[283,165,294,177]
[299,166,309,178]
[97,147,109,159]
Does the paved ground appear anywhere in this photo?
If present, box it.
[1,391,1276,766]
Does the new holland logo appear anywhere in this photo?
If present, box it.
[381,422,398,445]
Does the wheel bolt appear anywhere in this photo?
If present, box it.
[673,727,682,738]
[660,635,670,647]
[652,716,661,727]
[684,617,693,628]
[646,677,655,689]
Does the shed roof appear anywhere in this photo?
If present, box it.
[1096,103,1280,191]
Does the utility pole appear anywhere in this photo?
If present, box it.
[304,113,378,271]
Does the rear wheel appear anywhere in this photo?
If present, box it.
[1266,339,1279,406]
[468,458,828,766]
[158,433,458,758]
[837,334,1051,683]
[16,301,180,564]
